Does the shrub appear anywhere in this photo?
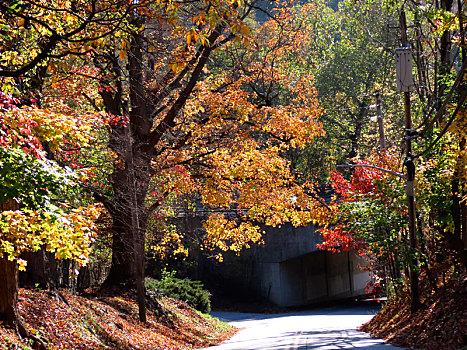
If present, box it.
[146,270,212,314]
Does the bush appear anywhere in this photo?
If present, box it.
[146,270,212,314]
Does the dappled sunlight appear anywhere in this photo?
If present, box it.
[206,304,404,350]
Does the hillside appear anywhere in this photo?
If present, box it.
[361,264,467,350]
[0,289,236,350]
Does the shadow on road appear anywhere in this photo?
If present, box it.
[208,328,399,349]
[206,300,404,349]
[212,300,383,323]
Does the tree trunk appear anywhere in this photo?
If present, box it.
[462,193,467,266]
[97,15,224,321]
[102,23,153,323]
[449,177,465,261]
[0,256,20,331]
[105,215,135,286]
[135,229,147,322]
[0,199,21,329]
[104,138,151,289]
[0,255,48,349]
[104,151,150,321]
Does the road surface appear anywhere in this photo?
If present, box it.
[205,302,405,350]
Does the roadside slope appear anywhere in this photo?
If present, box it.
[361,268,467,350]
[0,289,236,350]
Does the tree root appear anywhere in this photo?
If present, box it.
[17,320,48,350]
[47,290,70,306]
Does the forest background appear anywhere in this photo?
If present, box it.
[0,0,466,348]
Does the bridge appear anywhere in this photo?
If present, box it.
[203,222,371,307]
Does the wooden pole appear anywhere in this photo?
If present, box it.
[400,9,420,312]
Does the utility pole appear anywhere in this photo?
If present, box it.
[457,0,467,266]
[396,10,420,312]
[375,91,386,150]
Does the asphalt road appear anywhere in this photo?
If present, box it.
[204,302,405,350]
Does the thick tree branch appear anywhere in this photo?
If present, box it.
[93,192,115,214]
[414,90,467,158]
[147,24,226,152]
[417,55,467,130]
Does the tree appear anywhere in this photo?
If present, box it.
[0,0,328,323]
[0,0,131,79]
[318,151,409,283]
[73,0,330,321]
[279,0,400,182]
[0,91,101,341]
[317,0,467,311]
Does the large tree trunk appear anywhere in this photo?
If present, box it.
[0,256,48,349]
[104,130,151,289]
[104,183,150,287]
[0,199,20,330]
[0,256,47,349]
[105,214,135,286]
[0,257,20,331]
[450,176,466,265]
[462,192,467,266]
[102,22,152,323]
[104,149,150,322]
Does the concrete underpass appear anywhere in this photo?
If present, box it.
[204,222,372,307]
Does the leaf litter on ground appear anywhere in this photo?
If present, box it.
[0,288,236,350]
[360,261,467,350]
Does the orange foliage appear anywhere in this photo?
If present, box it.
[143,3,329,257]
[0,92,103,270]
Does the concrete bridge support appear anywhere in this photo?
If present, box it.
[252,250,369,307]
[203,222,371,307]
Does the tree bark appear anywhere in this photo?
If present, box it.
[0,257,20,331]
[0,256,48,349]
[0,199,21,329]
[449,177,465,260]
[105,213,135,285]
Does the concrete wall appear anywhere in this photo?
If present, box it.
[248,223,323,263]
[201,221,371,307]
[249,251,369,307]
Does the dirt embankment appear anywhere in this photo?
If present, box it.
[361,264,467,350]
[0,289,236,350]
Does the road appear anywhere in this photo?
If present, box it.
[204,302,405,350]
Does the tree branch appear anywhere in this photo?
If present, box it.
[147,24,225,152]
[336,163,406,178]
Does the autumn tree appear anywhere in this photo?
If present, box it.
[0,91,101,344]
[0,2,122,302]
[0,0,131,80]
[391,1,467,267]
[59,0,331,322]
[0,0,329,324]
[275,0,400,182]
[318,0,467,311]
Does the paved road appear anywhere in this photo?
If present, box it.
[205,302,405,350]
